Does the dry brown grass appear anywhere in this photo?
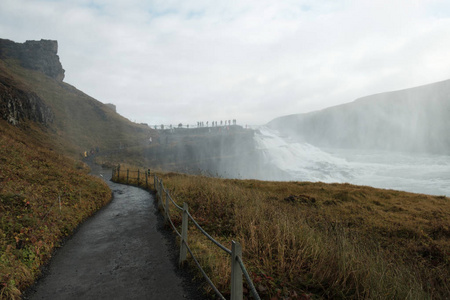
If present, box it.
[0,120,112,299]
[116,168,450,299]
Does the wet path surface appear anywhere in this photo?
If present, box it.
[25,166,205,299]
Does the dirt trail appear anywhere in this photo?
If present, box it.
[24,165,206,299]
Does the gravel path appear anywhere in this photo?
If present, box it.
[24,165,206,300]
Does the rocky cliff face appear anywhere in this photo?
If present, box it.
[0,38,65,81]
[0,38,59,126]
[0,73,54,126]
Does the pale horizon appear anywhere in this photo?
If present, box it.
[2,0,450,126]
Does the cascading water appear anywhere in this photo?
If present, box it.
[253,126,450,196]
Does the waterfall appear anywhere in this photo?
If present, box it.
[253,126,450,196]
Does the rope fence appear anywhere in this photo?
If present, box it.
[112,166,261,300]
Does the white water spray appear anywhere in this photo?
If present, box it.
[254,127,450,196]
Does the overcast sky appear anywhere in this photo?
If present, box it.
[1,0,450,126]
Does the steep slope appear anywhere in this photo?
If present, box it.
[0,38,156,299]
[0,38,155,158]
[268,80,450,154]
[0,39,65,81]
[0,118,111,299]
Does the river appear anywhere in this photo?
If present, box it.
[254,127,450,196]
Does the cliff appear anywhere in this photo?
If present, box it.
[0,38,65,126]
[0,38,65,81]
[0,72,54,125]
[0,38,154,157]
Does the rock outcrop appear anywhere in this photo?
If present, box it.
[105,103,116,112]
[0,38,65,81]
[0,74,54,126]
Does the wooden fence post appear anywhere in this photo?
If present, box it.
[179,202,189,265]
[158,179,163,209]
[160,180,163,207]
[127,169,129,184]
[137,169,140,186]
[164,190,170,223]
[147,169,151,188]
[155,178,160,206]
[156,178,160,206]
[231,241,243,300]
[145,171,148,188]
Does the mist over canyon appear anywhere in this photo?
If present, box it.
[268,79,450,155]
[135,80,450,196]
[253,81,450,196]
[2,38,448,197]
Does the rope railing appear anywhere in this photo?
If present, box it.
[165,209,182,238]
[112,166,260,299]
[184,240,227,300]
[159,185,182,238]
[186,210,232,255]
[167,192,183,211]
[237,256,261,300]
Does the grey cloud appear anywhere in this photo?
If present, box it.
[1,0,450,125]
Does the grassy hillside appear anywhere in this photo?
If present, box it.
[0,119,111,299]
[0,45,155,299]
[118,168,450,299]
[0,58,155,158]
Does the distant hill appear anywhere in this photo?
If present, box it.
[268,80,450,154]
[0,38,154,158]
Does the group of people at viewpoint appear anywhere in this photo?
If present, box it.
[83,146,99,158]
[197,119,237,128]
[153,119,238,130]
